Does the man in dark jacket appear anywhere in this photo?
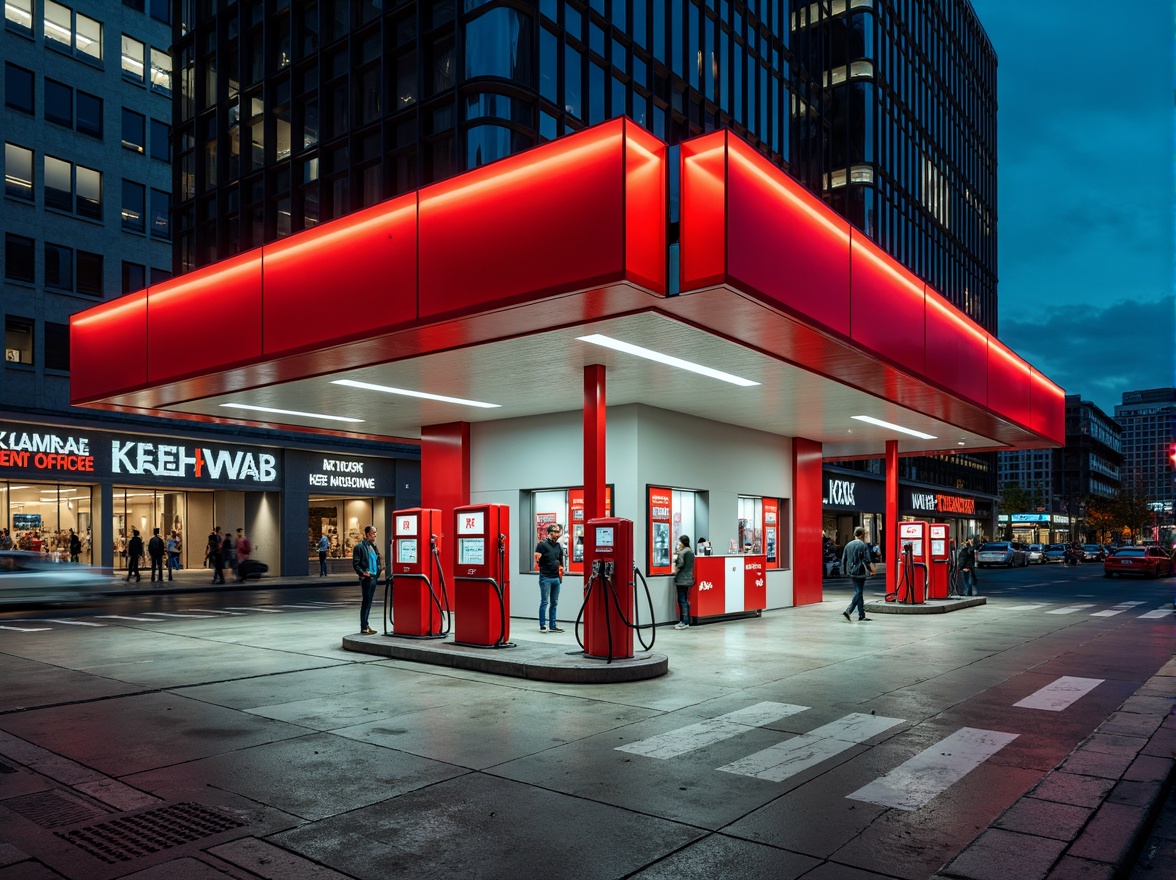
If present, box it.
[840,526,876,622]
[957,537,978,596]
[147,528,166,582]
[125,530,144,582]
[351,525,382,634]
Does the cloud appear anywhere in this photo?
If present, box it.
[998,296,1176,414]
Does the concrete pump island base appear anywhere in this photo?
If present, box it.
[342,630,668,683]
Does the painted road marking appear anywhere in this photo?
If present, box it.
[1090,601,1144,617]
[1045,605,1096,615]
[1006,605,1048,611]
[45,619,105,626]
[718,713,904,782]
[848,727,1018,811]
[1013,676,1103,711]
[1139,608,1174,619]
[184,609,246,615]
[0,625,53,632]
[138,612,208,618]
[616,702,809,760]
[94,616,158,622]
[223,607,283,612]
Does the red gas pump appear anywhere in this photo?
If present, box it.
[452,503,513,648]
[927,523,950,599]
[887,521,928,604]
[580,518,634,661]
[388,507,449,638]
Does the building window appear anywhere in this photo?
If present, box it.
[44,243,73,291]
[150,119,170,161]
[44,322,69,371]
[466,8,532,84]
[4,234,35,283]
[4,143,34,200]
[76,165,102,219]
[122,108,146,152]
[4,317,33,365]
[76,249,102,295]
[76,90,102,137]
[45,78,73,126]
[122,33,145,82]
[44,157,102,219]
[122,260,145,292]
[122,180,145,232]
[150,47,172,94]
[149,266,170,284]
[149,0,170,24]
[5,0,33,33]
[150,188,170,239]
[44,156,73,211]
[45,2,102,63]
[4,64,34,114]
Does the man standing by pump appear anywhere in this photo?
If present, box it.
[534,523,566,633]
[958,536,978,596]
[352,525,382,635]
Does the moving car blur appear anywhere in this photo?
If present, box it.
[1102,547,1174,579]
[0,551,107,605]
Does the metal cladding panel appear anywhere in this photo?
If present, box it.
[69,291,148,403]
[623,120,668,294]
[987,336,1033,429]
[1030,370,1066,444]
[850,230,926,376]
[417,121,627,320]
[924,292,989,407]
[726,137,852,336]
[146,250,263,384]
[262,193,418,357]
[679,132,729,290]
[792,437,824,607]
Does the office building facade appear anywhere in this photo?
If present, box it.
[1115,388,1176,508]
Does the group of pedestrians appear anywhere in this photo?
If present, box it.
[205,526,253,584]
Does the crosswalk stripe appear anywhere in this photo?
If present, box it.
[1006,604,1048,611]
[1045,604,1096,615]
[1013,676,1103,711]
[616,702,809,760]
[0,625,53,632]
[718,713,904,782]
[1139,608,1173,619]
[94,615,157,622]
[45,619,105,626]
[1090,602,1144,617]
[138,612,207,618]
[184,609,245,615]
[223,607,283,612]
[847,727,1018,811]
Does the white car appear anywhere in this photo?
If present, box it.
[0,551,107,605]
[976,542,1028,567]
[1026,544,1046,564]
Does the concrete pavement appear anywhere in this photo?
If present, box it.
[0,576,1171,879]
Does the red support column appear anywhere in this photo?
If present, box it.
[792,437,823,606]
[421,422,470,531]
[584,365,606,522]
[885,439,899,599]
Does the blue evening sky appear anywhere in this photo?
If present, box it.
[968,0,1174,415]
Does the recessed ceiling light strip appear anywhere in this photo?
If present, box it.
[219,404,365,423]
[851,415,937,440]
[331,379,500,408]
[576,334,760,387]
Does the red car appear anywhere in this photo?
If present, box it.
[1103,546,1174,579]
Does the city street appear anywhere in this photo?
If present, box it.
[0,564,1172,879]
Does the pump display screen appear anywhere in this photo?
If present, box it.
[459,538,484,565]
[397,539,418,564]
[595,526,614,548]
[907,540,923,558]
[931,539,946,556]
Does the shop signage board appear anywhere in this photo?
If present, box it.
[821,472,885,512]
[647,486,673,576]
[286,449,399,496]
[902,488,988,518]
[0,424,282,488]
[567,485,613,574]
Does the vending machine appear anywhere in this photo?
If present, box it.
[889,520,928,604]
[927,523,950,599]
[389,507,447,638]
[452,503,512,648]
[581,517,635,661]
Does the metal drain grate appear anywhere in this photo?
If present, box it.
[0,761,17,773]
[57,802,247,864]
[2,790,107,827]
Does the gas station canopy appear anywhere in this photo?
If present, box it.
[71,119,1063,456]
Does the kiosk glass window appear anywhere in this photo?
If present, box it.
[309,496,373,562]
[112,487,190,570]
[0,482,94,563]
[647,485,704,576]
[524,485,613,574]
[737,495,789,569]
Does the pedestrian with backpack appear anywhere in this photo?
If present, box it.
[840,526,876,622]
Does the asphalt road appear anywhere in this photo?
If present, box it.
[0,562,1171,879]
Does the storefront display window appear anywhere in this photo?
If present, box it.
[0,481,93,563]
[739,495,789,570]
[308,496,373,562]
[112,487,189,570]
[647,485,703,576]
[525,486,612,574]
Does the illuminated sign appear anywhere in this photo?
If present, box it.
[111,441,277,483]
[0,430,94,473]
[825,479,856,506]
[309,457,376,489]
[907,491,976,516]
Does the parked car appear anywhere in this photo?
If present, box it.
[1042,543,1069,563]
[1081,544,1106,563]
[1103,546,1174,579]
[0,551,107,605]
[1026,544,1046,564]
[976,541,1028,567]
